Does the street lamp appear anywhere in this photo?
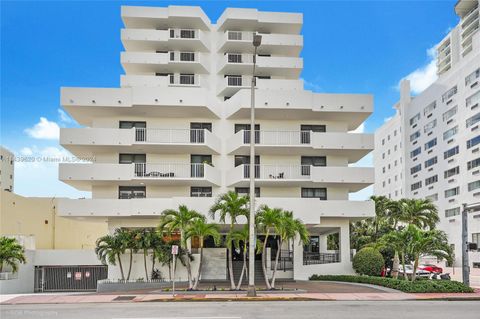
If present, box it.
[461,202,480,286]
[247,34,261,297]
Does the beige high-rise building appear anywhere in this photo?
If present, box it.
[0,146,14,192]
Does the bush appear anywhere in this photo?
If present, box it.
[309,275,474,293]
[352,247,384,276]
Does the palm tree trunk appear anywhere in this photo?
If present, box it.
[193,242,204,290]
[151,252,156,279]
[126,250,133,280]
[236,244,248,290]
[228,222,235,290]
[412,256,419,282]
[262,229,271,289]
[401,252,407,280]
[392,251,400,279]
[180,230,193,289]
[117,253,125,280]
[271,238,282,289]
[143,249,149,280]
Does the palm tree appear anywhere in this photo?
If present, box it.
[209,191,249,290]
[405,225,452,281]
[398,198,440,230]
[185,219,220,289]
[115,228,136,280]
[255,205,282,289]
[159,205,203,289]
[150,230,166,279]
[379,230,410,279]
[270,210,309,288]
[95,234,126,280]
[370,196,393,239]
[0,237,26,273]
[135,229,156,280]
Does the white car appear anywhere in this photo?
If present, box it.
[398,265,431,278]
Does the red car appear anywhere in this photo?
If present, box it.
[418,264,443,273]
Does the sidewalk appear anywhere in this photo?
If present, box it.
[2,289,480,304]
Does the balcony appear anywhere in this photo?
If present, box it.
[225,89,373,130]
[59,162,221,190]
[61,128,221,156]
[121,51,209,74]
[57,197,374,223]
[121,28,209,52]
[226,130,373,162]
[226,164,373,191]
[217,31,303,56]
[61,87,220,126]
[217,77,303,97]
[121,73,201,88]
[217,54,302,78]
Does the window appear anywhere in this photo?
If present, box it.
[180,29,195,39]
[411,181,422,191]
[424,101,436,115]
[443,126,458,140]
[425,175,438,186]
[466,113,480,128]
[444,146,459,159]
[425,138,437,150]
[445,207,460,217]
[301,188,327,200]
[444,166,459,178]
[445,187,460,198]
[466,91,480,108]
[119,153,146,164]
[443,106,458,121]
[426,193,438,202]
[235,187,260,197]
[301,156,326,175]
[467,136,480,149]
[191,187,212,197]
[411,164,422,174]
[227,53,243,63]
[119,186,146,199]
[425,156,438,168]
[410,131,420,142]
[410,113,420,126]
[410,147,421,158]
[468,180,480,192]
[179,74,195,85]
[442,85,457,102]
[119,121,146,129]
[227,31,243,40]
[424,119,437,133]
[180,52,195,61]
[473,233,480,247]
[300,124,326,143]
[465,68,480,86]
[468,157,480,170]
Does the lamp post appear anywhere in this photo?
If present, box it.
[461,202,480,286]
[247,34,262,297]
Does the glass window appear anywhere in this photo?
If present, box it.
[425,156,438,168]
[191,187,212,197]
[444,166,460,178]
[445,187,460,198]
[445,207,460,218]
[424,119,437,133]
[235,187,260,198]
[443,105,458,121]
[444,146,459,159]
[466,91,480,108]
[465,68,480,86]
[468,158,480,170]
[410,113,420,126]
[466,113,480,128]
[410,131,421,142]
[119,153,146,164]
[119,186,146,199]
[411,164,422,174]
[468,181,480,192]
[424,101,436,115]
[441,86,457,102]
[411,181,422,191]
[426,193,438,202]
[467,135,480,149]
[425,175,438,186]
[301,188,327,200]
[410,147,421,158]
[443,126,458,140]
[472,233,480,247]
[425,138,437,150]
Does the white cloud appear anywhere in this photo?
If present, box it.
[350,123,365,133]
[24,117,60,140]
[20,147,33,156]
[301,78,322,92]
[399,46,438,95]
[384,116,393,123]
[58,109,73,124]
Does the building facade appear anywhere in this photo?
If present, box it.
[374,0,480,267]
[0,146,14,192]
[58,5,375,281]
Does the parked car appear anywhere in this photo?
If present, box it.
[398,265,431,278]
[418,264,443,274]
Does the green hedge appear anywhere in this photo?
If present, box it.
[309,275,474,293]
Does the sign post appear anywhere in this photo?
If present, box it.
[171,245,179,297]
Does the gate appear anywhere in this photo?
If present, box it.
[34,265,107,292]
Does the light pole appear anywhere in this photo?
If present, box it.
[461,202,480,286]
[247,34,262,297]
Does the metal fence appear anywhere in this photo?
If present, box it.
[303,252,340,265]
[34,265,107,292]
[271,250,293,271]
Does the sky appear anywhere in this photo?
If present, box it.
[1,0,460,199]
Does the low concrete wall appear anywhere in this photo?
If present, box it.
[0,250,35,294]
[97,280,177,292]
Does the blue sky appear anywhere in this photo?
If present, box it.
[1,0,459,199]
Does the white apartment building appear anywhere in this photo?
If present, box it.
[374,0,480,268]
[58,5,375,281]
[0,146,14,192]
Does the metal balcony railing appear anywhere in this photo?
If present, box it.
[134,128,208,144]
[242,164,312,180]
[241,130,313,145]
[134,163,207,178]
[303,252,340,265]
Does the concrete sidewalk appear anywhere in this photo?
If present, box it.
[2,290,480,304]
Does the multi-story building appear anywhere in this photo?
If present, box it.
[0,146,14,192]
[58,5,375,281]
[374,0,480,267]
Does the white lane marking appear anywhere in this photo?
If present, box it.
[114,318,241,319]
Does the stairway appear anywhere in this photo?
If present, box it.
[230,260,265,284]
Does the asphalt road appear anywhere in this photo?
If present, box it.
[2,301,480,319]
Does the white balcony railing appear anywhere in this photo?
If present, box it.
[134,163,209,179]
[134,128,213,144]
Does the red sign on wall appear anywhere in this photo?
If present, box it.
[74,272,82,280]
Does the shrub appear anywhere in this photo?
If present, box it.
[309,275,474,293]
[352,247,384,276]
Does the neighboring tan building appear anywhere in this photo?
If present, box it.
[0,146,14,192]
[374,0,480,267]
[57,5,375,281]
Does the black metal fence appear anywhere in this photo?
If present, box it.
[34,265,107,292]
[271,250,293,271]
[303,252,340,265]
